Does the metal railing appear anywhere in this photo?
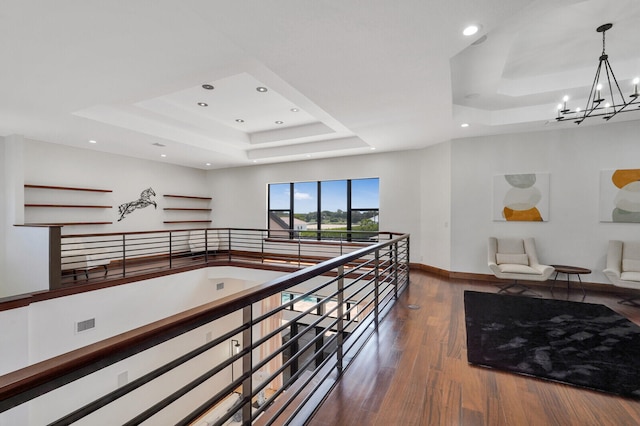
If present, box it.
[57,228,398,287]
[0,231,409,425]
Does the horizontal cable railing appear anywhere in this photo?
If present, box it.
[56,228,400,288]
[0,232,410,425]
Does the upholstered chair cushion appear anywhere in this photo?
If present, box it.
[496,238,525,254]
[498,264,540,275]
[621,271,640,282]
[496,253,529,265]
[622,259,640,273]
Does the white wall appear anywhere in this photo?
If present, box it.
[420,142,452,270]
[1,137,213,297]
[22,139,211,234]
[206,150,423,263]
[451,119,640,284]
[0,136,6,289]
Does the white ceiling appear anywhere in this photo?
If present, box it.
[1,0,639,170]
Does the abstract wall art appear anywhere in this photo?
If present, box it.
[600,169,640,223]
[493,173,549,222]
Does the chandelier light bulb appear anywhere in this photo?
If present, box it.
[632,78,640,98]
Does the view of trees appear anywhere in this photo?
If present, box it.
[294,209,377,225]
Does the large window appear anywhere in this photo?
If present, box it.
[268,178,379,240]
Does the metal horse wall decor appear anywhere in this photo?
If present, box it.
[117,187,157,221]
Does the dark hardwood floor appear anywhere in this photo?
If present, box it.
[308,271,640,426]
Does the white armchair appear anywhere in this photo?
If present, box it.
[188,230,220,254]
[488,237,554,294]
[603,240,640,306]
[61,239,110,280]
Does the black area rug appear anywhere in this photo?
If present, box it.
[464,291,640,399]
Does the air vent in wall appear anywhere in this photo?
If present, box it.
[76,318,96,333]
[216,282,224,290]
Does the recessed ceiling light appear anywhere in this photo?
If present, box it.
[290,108,299,112]
[202,84,214,90]
[461,123,470,128]
[88,140,97,144]
[197,102,208,107]
[306,154,312,158]
[370,147,376,150]
[252,160,257,163]
[463,25,479,36]
[256,87,268,92]
[160,154,167,158]
[205,162,211,166]
[275,121,284,124]
[235,119,245,123]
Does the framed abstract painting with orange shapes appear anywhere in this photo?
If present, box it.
[493,173,550,222]
[600,169,640,223]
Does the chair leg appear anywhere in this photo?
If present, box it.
[498,280,537,296]
[618,295,640,307]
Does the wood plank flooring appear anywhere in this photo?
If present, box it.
[308,271,640,426]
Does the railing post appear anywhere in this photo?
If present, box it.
[297,233,301,268]
[337,265,345,375]
[204,229,208,264]
[261,231,264,264]
[228,229,232,263]
[169,231,173,269]
[122,234,126,278]
[49,226,62,290]
[241,305,252,425]
[393,241,399,299]
[375,250,380,329]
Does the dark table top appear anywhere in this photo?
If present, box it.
[551,264,592,274]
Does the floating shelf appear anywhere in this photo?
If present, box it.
[163,194,212,200]
[24,222,113,226]
[25,184,112,193]
[25,204,112,208]
[163,208,212,211]
[163,220,212,224]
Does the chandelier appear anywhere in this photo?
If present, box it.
[556,23,640,124]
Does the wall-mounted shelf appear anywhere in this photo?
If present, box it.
[164,194,211,200]
[163,208,211,211]
[24,184,112,193]
[25,204,112,208]
[24,184,113,227]
[24,222,113,226]
[162,194,212,225]
[163,220,212,224]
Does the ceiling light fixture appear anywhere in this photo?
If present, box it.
[556,23,640,125]
[290,108,299,112]
[205,162,211,166]
[275,121,283,124]
[160,154,167,158]
[197,102,208,107]
[88,140,97,144]
[235,119,244,123]
[202,84,214,90]
[461,123,469,128]
[256,87,268,92]
[463,25,479,36]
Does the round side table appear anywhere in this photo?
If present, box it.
[550,264,591,297]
